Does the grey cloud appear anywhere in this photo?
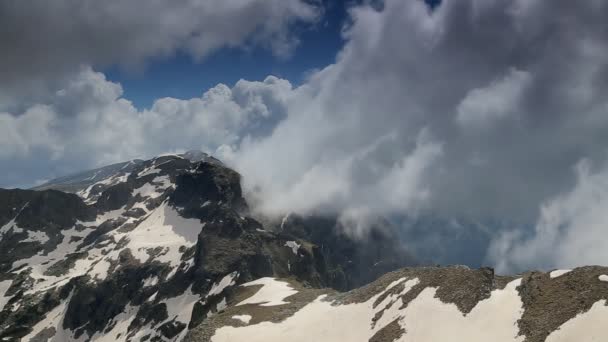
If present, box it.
[489,160,608,273]
[218,0,608,256]
[0,0,318,110]
[0,67,293,188]
[3,0,608,271]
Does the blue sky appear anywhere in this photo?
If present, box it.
[104,0,348,109]
[105,0,442,109]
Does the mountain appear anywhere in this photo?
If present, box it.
[31,151,220,204]
[0,153,415,341]
[186,266,608,342]
[2,153,608,341]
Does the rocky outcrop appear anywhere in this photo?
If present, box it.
[186,266,608,342]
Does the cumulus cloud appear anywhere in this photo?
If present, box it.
[3,0,608,269]
[225,0,608,227]
[456,68,531,128]
[489,160,608,273]
[0,0,318,110]
[0,67,293,187]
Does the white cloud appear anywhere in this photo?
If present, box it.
[3,0,608,269]
[0,0,319,110]
[0,67,293,185]
[226,0,608,227]
[456,68,532,128]
[489,160,608,273]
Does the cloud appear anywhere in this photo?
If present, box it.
[456,68,531,128]
[0,0,319,110]
[3,0,608,269]
[489,160,608,273]
[225,0,608,227]
[0,67,293,187]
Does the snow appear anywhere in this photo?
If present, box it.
[280,213,290,230]
[400,279,524,341]
[143,276,159,287]
[22,230,50,244]
[237,278,298,307]
[117,202,202,268]
[11,225,96,293]
[77,173,130,202]
[213,278,526,342]
[159,286,201,340]
[213,278,418,342]
[132,175,174,199]
[549,269,571,278]
[89,305,139,342]
[138,167,161,177]
[217,297,228,311]
[232,315,252,324]
[599,275,608,282]
[0,216,24,237]
[0,280,12,311]
[545,300,608,342]
[284,241,301,255]
[208,272,238,297]
[22,295,71,342]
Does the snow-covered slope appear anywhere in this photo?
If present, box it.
[188,266,608,342]
[0,154,415,341]
[31,151,220,204]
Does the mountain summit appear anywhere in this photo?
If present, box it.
[0,154,415,341]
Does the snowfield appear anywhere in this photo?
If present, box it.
[545,300,608,342]
[212,277,525,342]
[236,278,298,307]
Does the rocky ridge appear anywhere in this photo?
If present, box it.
[187,266,608,342]
[0,153,414,341]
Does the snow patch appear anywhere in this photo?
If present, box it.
[22,230,50,244]
[232,315,252,324]
[280,213,291,230]
[0,280,12,311]
[237,278,298,307]
[208,272,238,297]
[21,294,72,342]
[284,241,300,255]
[158,286,201,340]
[217,297,227,312]
[213,278,525,342]
[213,278,419,342]
[549,269,571,278]
[117,202,202,268]
[599,275,608,282]
[143,276,159,287]
[545,300,608,342]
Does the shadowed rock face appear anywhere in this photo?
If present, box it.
[0,154,413,341]
[274,214,418,291]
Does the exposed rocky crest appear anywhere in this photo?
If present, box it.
[0,153,413,341]
[187,266,608,342]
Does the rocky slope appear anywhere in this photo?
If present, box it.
[187,266,608,342]
[0,153,415,341]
